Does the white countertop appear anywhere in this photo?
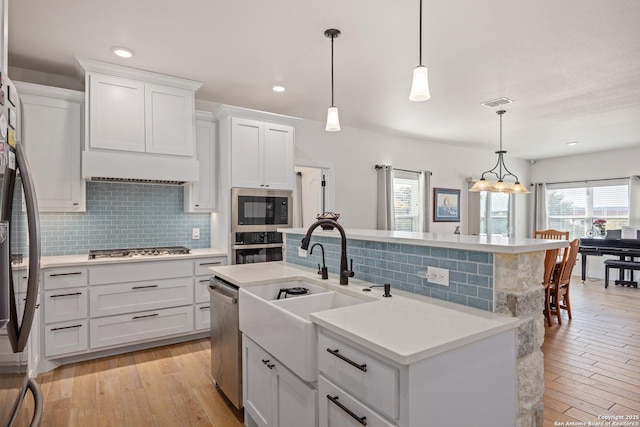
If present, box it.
[11,248,228,269]
[210,261,518,365]
[280,227,568,254]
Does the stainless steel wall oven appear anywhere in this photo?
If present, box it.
[231,188,292,264]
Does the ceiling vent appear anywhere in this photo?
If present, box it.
[481,97,514,108]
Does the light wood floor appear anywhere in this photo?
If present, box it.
[30,339,243,427]
[542,278,640,425]
[20,278,640,426]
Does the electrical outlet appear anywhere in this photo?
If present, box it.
[192,228,200,239]
[298,247,308,258]
[427,266,449,286]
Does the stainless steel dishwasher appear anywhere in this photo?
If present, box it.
[209,276,242,410]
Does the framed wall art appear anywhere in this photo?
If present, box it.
[433,188,460,222]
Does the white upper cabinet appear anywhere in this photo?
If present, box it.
[229,116,294,190]
[76,57,202,183]
[88,74,195,157]
[16,82,86,212]
[88,74,145,152]
[144,83,194,157]
[184,111,217,212]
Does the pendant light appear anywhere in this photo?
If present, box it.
[469,110,530,194]
[409,0,430,101]
[325,29,341,131]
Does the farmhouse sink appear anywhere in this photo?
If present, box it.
[242,280,330,300]
[239,282,371,382]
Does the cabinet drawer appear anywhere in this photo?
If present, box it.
[194,257,226,276]
[195,276,212,303]
[44,288,88,323]
[319,376,395,427]
[44,267,88,290]
[90,306,193,349]
[89,260,193,285]
[194,303,211,331]
[45,320,88,357]
[90,277,193,317]
[318,331,399,420]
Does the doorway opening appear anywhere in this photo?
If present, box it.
[293,162,334,228]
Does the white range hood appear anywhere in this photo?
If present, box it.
[82,150,199,185]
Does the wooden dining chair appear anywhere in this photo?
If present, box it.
[542,248,560,327]
[534,229,570,240]
[547,239,580,325]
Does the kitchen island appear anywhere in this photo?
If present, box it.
[211,261,520,426]
[275,228,567,427]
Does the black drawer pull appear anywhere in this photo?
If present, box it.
[50,292,82,298]
[51,324,82,331]
[261,359,275,369]
[132,313,159,320]
[326,348,367,372]
[326,395,367,426]
[199,279,210,283]
[49,272,82,277]
[199,305,211,310]
[131,285,159,290]
[199,262,222,266]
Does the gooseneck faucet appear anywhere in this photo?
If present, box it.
[300,219,354,285]
[310,243,329,279]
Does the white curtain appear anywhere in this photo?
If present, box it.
[629,176,640,229]
[529,183,547,236]
[419,170,432,232]
[293,171,303,228]
[376,165,395,230]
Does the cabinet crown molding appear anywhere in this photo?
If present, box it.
[14,81,84,101]
[214,104,302,124]
[75,56,203,92]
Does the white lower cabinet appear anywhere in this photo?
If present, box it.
[319,376,395,427]
[194,303,211,331]
[90,306,193,349]
[243,335,317,427]
[44,288,88,324]
[45,320,88,357]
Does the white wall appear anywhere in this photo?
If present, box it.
[294,119,531,235]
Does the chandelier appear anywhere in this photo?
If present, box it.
[469,110,529,194]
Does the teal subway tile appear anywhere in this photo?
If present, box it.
[448,293,468,305]
[458,262,478,273]
[478,264,493,276]
[449,249,468,260]
[375,242,388,251]
[387,261,401,271]
[415,286,429,297]
[408,274,422,286]
[457,283,478,297]
[400,263,415,274]
[382,269,395,280]
[432,247,447,258]
[468,274,490,287]
[468,251,490,263]
[408,255,422,265]
[449,271,467,283]
[430,288,448,301]
[478,288,494,300]
[415,246,430,256]
[393,272,408,282]
[393,253,408,263]
[401,245,415,254]
[439,259,457,270]
[388,243,401,252]
[422,257,439,267]
[467,297,489,311]
[399,283,415,293]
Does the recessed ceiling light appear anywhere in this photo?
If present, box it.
[112,46,134,58]
[567,141,578,146]
[272,85,286,93]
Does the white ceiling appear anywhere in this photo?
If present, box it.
[7,0,640,160]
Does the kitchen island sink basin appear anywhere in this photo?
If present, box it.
[239,282,372,382]
[242,280,330,300]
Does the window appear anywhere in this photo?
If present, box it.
[480,192,511,236]
[393,171,422,231]
[546,180,629,239]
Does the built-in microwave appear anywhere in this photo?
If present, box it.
[231,188,292,232]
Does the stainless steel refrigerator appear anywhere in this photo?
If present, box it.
[0,75,43,426]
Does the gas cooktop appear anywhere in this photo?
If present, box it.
[88,246,191,259]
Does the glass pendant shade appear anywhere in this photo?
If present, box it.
[493,180,511,192]
[469,178,495,192]
[511,182,530,194]
[326,106,341,131]
[409,66,430,101]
